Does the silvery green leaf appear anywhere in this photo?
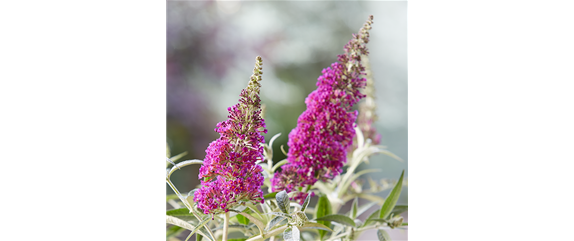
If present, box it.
[166,215,208,237]
[356,202,377,217]
[264,212,290,218]
[301,192,312,212]
[292,226,301,241]
[276,190,290,214]
[379,170,405,220]
[377,229,391,241]
[238,212,265,235]
[351,197,358,219]
[315,214,356,227]
[265,216,286,231]
[363,208,380,227]
[283,227,293,241]
[300,222,333,232]
[391,205,408,216]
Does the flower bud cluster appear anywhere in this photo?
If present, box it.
[194,56,267,215]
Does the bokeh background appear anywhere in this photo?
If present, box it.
[167,1,407,240]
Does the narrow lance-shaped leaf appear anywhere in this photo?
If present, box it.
[301,192,312,212]
[265,216,286,231]
[377,229,391,241]
[263,192,277,199]
[362,208,380,227]
[166,159,204,179]
[315,214,356,227]
[315,194,332,239]
[237,214,249,225]
[351,197,358,219]
[391,205,408,216]
[276,190,290,214]
[166,215,208,237]
[379,170,405,220]
[187,216,211,238]
[300,222,333,232]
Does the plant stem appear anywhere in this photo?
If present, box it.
[223,211,230,241]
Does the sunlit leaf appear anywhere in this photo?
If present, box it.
[315,214,356,227]
[379,170,405,220]
[264,192,277,199]
[356,202,377,217]
[237,214,249,225]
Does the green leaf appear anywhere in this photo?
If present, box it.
[276,190,290,214]
[379,170,405,220]
[377,229,391,241]
[265,212,290,218]
[166,225,184,239]
[263,192,277,199]
[351,197,358,219]
[280,145,288,156]
[300,222,333,232]
[237,214,249,225]
[315,214,356,227]
[166,194,179,201]
[284,227,293,241]
[166,215,208,237]
[366,218,388,222]
[188,216,211,238]
[356,202,377,217]
[391,205,408,216]
[402,222,408,226]
[363,208,381,227]
[315,194,332,239]
[301,193,312,212]
[166,207,193,216]
[238,212,265,235]
[265,216,286,231]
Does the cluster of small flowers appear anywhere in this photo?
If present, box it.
[194,57,267,215]
[271,16,374,200]
[356,54,381,146]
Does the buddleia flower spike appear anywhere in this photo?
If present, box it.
[271,16,374,202]
[194,56,267,215]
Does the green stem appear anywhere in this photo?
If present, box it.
[223,212,230,241]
